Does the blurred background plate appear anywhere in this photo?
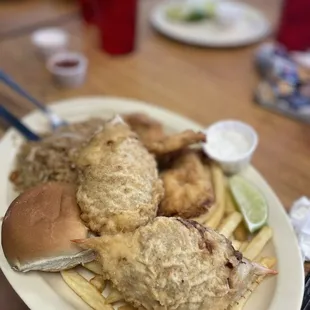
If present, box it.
[150,0,271,47]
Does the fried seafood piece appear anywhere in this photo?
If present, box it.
[123,113,166,145]
[159,150,214,218]
[146,130,206,155]
[76,116,164,235]
[76,217,276,310]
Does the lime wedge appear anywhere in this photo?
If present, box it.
[229,176,268,233]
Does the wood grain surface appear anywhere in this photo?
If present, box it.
[0,0,77,38]
[0,0,308,309]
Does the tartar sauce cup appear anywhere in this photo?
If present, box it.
[202,120,258,174]
[46,52,88,88]
[31,28,68,59]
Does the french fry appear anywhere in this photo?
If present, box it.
[218,212,242,238]
[61,270,113,310]
[243,226,273,261]
[239,241,249,253]
[192,208,215,224]
[225,189,236,216]
[229,257,277,310]
[232,240,241,251]
[106,288,124,304]
[83,261,103,275]
[225,183,248,241]
[206,208,224,230]
[118,306,136,310]
[90,275,106,293]
[260,256,277,268]
[234,223,248,242]
[205,163,225,229]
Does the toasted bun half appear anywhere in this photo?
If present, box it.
[1,182,95,272]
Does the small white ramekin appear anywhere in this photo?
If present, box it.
[46,52,88,88]
[202,120,258,174]
[215,2,242,28]
[31,28,68,59]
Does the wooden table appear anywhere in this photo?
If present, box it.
[0,0,308,308]
[0,0,77,39]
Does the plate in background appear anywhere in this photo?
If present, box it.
[0,96,304,310]
[150,1,271,47]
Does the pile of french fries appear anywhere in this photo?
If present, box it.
[61,163,276,310]
[199,163,276,310]
[61,261,134,310]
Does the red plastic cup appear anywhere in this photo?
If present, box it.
[96,0,138,55]
[276,0,310,51]
[79,0,96,24]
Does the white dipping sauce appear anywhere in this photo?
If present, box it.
[207,130,251,160]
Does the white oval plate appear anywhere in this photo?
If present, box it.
[150,1,271,47]
[0,97,304,310]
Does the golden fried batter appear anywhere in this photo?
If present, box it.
[76,217,276,310]
[146,130,206,155]
[159,150,214,218]
[76,116,164,235]
[123,113,166,145]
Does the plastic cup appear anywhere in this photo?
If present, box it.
[96,0,138,55]
[31,28,68,59]
[202,120,258,174]
[46,52,88,88]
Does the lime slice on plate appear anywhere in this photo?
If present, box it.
[229,175,268,233]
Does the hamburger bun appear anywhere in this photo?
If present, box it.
[1,182,95,272]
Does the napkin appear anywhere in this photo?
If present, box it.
[289,197,310,262]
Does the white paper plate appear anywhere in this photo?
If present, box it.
[0,97,304,310]
[150,1,271,47]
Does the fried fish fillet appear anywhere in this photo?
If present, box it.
[123,113,166,145]
[159,150,214,218]
[76,217,276,310]
[76,116,164,234]
[146,130,206,155]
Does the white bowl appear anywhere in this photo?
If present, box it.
[46,52,88,88]
[202,120,258,174]
[31,28,68,59]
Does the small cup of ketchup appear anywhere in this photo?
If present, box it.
[47,52,88,88]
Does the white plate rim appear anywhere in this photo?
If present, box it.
[0,96,304,310]
[150,1,271,47]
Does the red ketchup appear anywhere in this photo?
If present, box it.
[55,60,80,69]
